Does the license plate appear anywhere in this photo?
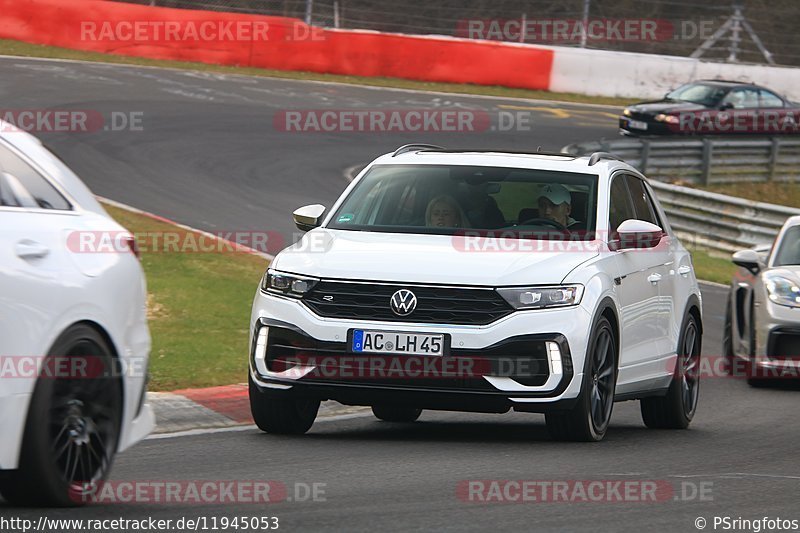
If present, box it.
[627,119,648,130]
[352,330,444,356]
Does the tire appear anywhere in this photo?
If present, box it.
[722,296,735,375]
[371,405,422,423]
[641,313,701,429]
[545,316,617,442]
[249,375,319,434]
[1,325,122,507]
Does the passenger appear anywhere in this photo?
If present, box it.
[425,195,467,228]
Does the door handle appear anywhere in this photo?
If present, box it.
[678,265,691,277]
[15,240,50,259]
[647,272,662,284]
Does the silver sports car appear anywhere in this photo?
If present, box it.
[724,216,800,385]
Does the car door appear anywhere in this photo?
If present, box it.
[0,140,77,384]
[609,173,668,387]
[626,176,676,358]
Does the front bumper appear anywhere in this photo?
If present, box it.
[619,117,673,136]
[249,291,593,412]
[753,301,800,376]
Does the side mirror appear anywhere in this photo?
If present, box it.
[610,219,664,251]
[719,102,734,111]
[732,248,764,275]
[293,204,326,232]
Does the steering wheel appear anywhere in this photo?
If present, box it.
[518,217,567,231]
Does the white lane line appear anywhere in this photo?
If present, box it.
[670,472,800,480]
[98,196,274,261]
[0,55,623,110]
[146,411,373,440]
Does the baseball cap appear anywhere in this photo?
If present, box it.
[538,184,571,206]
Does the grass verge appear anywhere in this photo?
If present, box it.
[0,38,630,107]
[688,248,735,285]
[701,181,800,209]
[103,203,268,391]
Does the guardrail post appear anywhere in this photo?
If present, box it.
[768,137,780,181]
[700,138,713,186]
[640,140,650,173]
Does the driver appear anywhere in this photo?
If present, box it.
[537,184,579,228]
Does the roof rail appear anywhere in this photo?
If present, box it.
[587,152,625,166]
[392,144,445,157]
[433,149,575,158]
[391,145,578,158]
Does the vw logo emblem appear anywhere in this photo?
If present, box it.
[390,289,417,316]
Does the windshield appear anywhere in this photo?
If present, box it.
[773,226,800,266]
[666,83,729,106]
[328,164,598,239]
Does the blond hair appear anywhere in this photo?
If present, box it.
[425,195,468,228]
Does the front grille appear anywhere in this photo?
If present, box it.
[263,326,551,389]
[629,111,653,122]
[768,329,800,359]
[302,281,514,325]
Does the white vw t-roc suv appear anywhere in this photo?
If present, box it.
[249,145,703,442]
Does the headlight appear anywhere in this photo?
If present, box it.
[261,269,319,298]
[497,285,584,310]
[623,108,631,117]
[763,273,800,308]
[654,113,679,124]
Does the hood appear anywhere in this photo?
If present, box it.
[271,229,599,286]
[628,100,709,115]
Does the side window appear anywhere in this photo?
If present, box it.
[0,143,71,210]
[722,88,760,109]
[625,176,664,229]
[608,175,635,231]
[759,89,785,108]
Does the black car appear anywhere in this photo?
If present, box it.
[619,80,800,136]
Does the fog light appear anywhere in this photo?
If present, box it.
[254,326,269,374]
[546,341,562,375]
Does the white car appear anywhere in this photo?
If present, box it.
[249,145,703,442]
[0,122,154,505]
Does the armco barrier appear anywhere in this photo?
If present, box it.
[564,139,800,254]
[648,181,800,254]
[0,0,553,90]
[564,137,800,186]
